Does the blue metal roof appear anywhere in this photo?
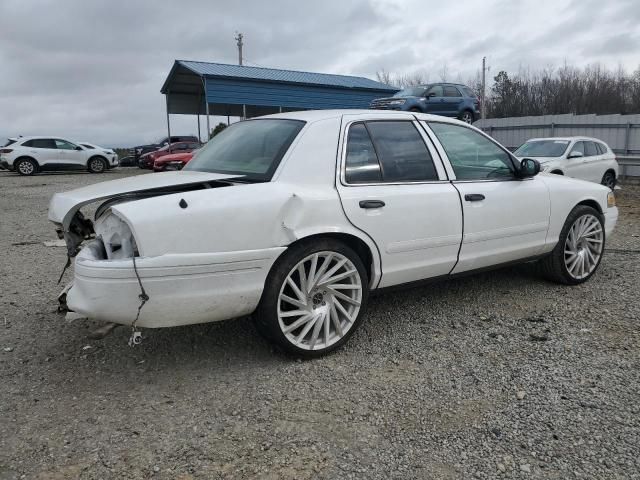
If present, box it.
[176,60,397,92]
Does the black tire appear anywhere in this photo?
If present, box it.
[601,171,616,189]
[15,158,37,176]
[254,238,370,358]
[460,110,474,124]
[536,205,605,285]
[87,157,107,173]
[409,107,422,113]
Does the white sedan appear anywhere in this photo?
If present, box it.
[514,137,619,189]
[48,111,618,357]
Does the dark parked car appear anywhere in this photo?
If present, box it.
[129,135,199,164]
[370,83,480,123]
[118,155,137,167]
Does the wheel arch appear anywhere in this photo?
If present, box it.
[87,155,108,165]
[275,231,381,289]
[14,155,39,167]
[575,198,603,215]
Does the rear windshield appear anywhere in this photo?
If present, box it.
[184,119,305,181]
[3,139,16,147]
[514,140,570,157]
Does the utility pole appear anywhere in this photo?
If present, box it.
[481,56,487,120]
[235,32,243,66]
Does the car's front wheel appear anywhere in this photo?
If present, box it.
[87,157,107,173]
[255,239,369,357]
[537,205,605,285]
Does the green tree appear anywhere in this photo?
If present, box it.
[209,122,227,139]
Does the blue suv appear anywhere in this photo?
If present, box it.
[370,83,480,123]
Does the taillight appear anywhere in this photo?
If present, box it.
[0,148,13,154]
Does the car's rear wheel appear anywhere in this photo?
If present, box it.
[15,158,37,176]
[537,205,605,285]
[601,171,616,189]
[255,239,369,358]
[460,110,474,124]
[88,157,106,173]
[409,107,421,113]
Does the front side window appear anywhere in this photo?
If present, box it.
[569,142,584,157]
[443,86,461,97]
[428,122,514,180]
[514,140,569,157]
[55,139,77,150]
[184,119,304,181]
[427,85,444,97]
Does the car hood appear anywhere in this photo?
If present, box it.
[49,171,241,228]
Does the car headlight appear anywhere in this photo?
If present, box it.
[607,191,616,208]
[94,211,137,260]
[389,100,406,105]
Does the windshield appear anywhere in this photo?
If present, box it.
[184,119,305,180]
[514,140,570,157]
[393,86,428,98]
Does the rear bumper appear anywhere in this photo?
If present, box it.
[65,245,286,328]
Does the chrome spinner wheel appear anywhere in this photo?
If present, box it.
[277,251,362,351]
[564,214,604,280]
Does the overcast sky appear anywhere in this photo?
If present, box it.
[1,0,638,147]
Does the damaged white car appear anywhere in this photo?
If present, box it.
[49,110,618,357]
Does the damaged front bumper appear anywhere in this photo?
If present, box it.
[63,244,285,328]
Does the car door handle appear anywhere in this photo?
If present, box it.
[359,200,385,209]
[464,194,485,202]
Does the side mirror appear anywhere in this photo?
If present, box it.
[425,92,436,98]
[567,151,583,159]
[75,146,83,151]
[519,158,540,178]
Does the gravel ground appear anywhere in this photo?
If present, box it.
[0,169,638,480]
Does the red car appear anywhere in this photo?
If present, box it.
[139,141,200,169]
[153,151,197,172]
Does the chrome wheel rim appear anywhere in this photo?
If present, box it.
[462,112,472,123]
[18,161,34,174]
[277,251,362,351]
[602,173,615,189]
[564,214,604,280]
[90,159,104,172]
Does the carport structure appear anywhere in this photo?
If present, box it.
[160,60,398,141]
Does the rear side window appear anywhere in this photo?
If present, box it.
[345,121,438,184]
[584,141,598,157]
[345,124,382,183]
[461,87,476,98]
[23,139,57,149]
[598,143,608,154]
[443,86,461,97]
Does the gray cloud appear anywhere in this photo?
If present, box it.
[0,0,638,146]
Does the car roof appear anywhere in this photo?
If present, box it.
[526,136,606,142]
[255,109,470,126]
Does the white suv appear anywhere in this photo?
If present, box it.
[0,137,118,175]
[514,136,619,189]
